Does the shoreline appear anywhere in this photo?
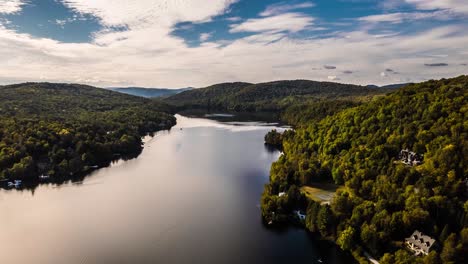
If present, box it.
[0,121,176,191]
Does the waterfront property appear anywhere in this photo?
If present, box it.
[398,149,423,166]
[405,230,435,256]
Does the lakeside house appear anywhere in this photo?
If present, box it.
[398,149,423,166]
[405,230,435,256]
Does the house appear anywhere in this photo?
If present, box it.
[278,192,286,197]
[405,230,435,256]
[399,149,423,166]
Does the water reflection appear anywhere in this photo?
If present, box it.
[0,115,352,264]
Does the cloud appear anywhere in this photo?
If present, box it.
[404,0,468,15]
[229,12,314,33]
[199,32,212,42]
[226,16,242,22]
[0,0,26,14]
[381,0,468,17]
[342,70,353,74]
[60,0,238,27]
[260,1,315,17]
[424,63,448,67]
[324,65,337,69]
[380,0,406,10]
[0,2,468,88]
[359,10,454,24]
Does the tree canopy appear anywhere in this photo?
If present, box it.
[0,83,175,185]
[261,76,467,263]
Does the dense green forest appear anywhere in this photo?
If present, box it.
[165,80,391,125]
[0,83,175,185]
[261,76,467,263]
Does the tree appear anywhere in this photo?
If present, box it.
[337,226,355,251]
[317,205,333,237]
[441,233,458,264]
[423,251,440,264]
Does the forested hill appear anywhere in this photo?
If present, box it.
[165,80,391,112]
[0,83,175,116]
[0,83,176,184]
[261,75,467,263]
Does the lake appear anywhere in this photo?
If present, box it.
[0,114,352,264]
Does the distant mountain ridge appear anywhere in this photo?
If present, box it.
[109,87,193,98]
[164,80,393,112]
[366,83,412,89]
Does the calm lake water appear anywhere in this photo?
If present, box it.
[0,115,352,264]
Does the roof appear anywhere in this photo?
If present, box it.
[405,230,435,254]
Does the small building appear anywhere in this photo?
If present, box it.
[399,149,423,166]
[405,230,435,256]
[278,192,286,197]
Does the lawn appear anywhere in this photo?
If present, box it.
[300,183,344,204]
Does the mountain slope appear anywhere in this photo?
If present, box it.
[109,87,192,98]
[165,80,391,112]
[0,83,175,184]
[261,76,467,263]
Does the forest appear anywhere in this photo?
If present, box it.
[0,83,176,185]
[260,76,467,263]
[165,80,392,125]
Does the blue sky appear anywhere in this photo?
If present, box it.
[0,0,467,87]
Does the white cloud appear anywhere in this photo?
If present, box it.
[0,0,26,14]
[199,32,212,42]
[358,11,454,23]
[1,23,468,87]
[60,0,238,27]
[405,0,468,14]
[230,13,314,33]
[382,0,468,16]
[0,1,467,88]
[226,16,242,22]
[260,2,315,17]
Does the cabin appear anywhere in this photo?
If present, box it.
[399,149,423,166]
[405,230,435,256]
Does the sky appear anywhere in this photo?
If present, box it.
[0,0,467,88]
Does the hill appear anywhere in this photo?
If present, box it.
[166,80,390,112]
[0,83,176,184]
[261,76,468,263]
[166,80,393,126]
[109,87,193,98]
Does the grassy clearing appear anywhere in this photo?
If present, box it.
[300,183,344,203]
